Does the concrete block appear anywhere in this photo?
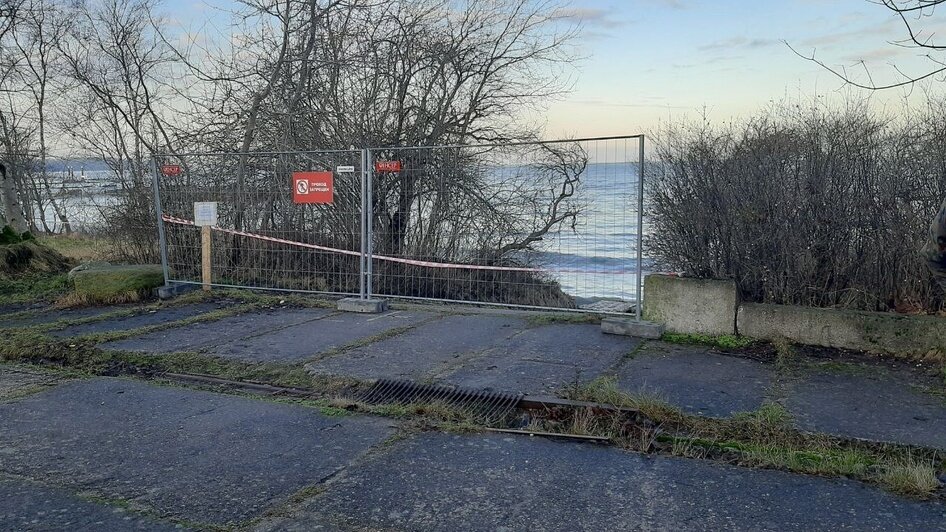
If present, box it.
[338,297,389,314]
[642,275,737,336]
[737,303,946,359]
[601,317,664,339]
[157,282,197,300]
[71,264,164,300]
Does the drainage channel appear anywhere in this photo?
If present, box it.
[159,372,636,441]
[158,372,946,460]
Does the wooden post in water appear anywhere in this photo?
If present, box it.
[201,225,212,291]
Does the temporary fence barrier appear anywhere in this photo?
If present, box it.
[152,136,646,316]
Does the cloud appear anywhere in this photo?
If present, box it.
[839,46,914,63]
[698,36,780,52]
[551,7,625,29]
[799,19,901,48]
[641,0,688,9]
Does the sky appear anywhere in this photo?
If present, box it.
[541,0,946,137]
[161,0,946,138]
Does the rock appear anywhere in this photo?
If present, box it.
[71,264,164,303]
[67,261,112,280]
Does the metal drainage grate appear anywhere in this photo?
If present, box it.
[358,379,523,423]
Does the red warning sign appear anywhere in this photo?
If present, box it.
[292,171,333,204]
[374,160,402,173]
[160,164,182,177]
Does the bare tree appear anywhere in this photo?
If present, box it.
[0,0,30,233]
[12,0,72,232]
[790,0,946,90]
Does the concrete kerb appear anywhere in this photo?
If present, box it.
[157,282,199,300]
[642,274,738,336]
[338,298,389,314]
[601,317,664,339]
[641,274,946,359]
[738,303,946,359]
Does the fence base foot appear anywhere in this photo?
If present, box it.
[157,282,198,300]
[601,317,664,339]
[338,297,389,314]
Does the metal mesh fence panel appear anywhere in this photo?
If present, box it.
[366,136,644,312]
[155,150,364,295]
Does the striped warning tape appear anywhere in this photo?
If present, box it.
[162,215,544,272]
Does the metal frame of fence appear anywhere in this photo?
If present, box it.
[151,135,645,318]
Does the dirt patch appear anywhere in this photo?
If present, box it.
[0,241,72,278]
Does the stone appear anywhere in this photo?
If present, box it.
[601,317,664,339]
[71,264,165,300]
[337,297,388,313]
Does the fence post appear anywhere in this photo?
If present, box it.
[366,148,374,299]
[636,135,645,322]
[359,149,367,300]
[150,157,170,287]
[201,225,212,291]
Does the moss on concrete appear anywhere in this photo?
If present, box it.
[68,264,164,305]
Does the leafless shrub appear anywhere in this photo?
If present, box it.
[647,97,946,312]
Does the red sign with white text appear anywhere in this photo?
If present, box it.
[160,164,182,177]
[374,160,402,173]
[292,171,334,204]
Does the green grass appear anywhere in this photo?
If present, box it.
[0,273,70,305]
[526,313,601,326]
[661,332,755,349]
[38,234,112,262]
[561,376,944,498]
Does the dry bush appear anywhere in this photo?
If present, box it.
[647,97,946,312]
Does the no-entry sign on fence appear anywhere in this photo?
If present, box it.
[292,171,334,204]
[374,160,401,173]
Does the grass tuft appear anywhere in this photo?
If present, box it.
[877,458,942,497]
[561,377,944,498]
[661,332,755,350]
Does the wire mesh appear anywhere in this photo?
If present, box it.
[155,150,364,295]
[150,136,645,313]
[367,137,645,312]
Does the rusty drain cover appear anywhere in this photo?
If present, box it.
[358,379,523,423]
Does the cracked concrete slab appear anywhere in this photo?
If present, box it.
[0,476,178,531]
[0,378,394,525]
[306,314,527,380]
[259,432,946,531]
[441,324,639,394]
[615,343,774,417]
[209,309,435,363]
[100,307,330,354]
[0,306,130,329]
[784,365,946,450]
[49,302,228,338]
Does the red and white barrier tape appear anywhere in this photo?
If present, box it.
[162,215,544,272]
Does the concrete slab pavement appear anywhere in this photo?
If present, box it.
[0,476,178,531]
[211,309,434,363]
[615,343,774,418]
[306,314,528,380]
[259,432,946,531]
[100,307,330,354]
[0,378,395,525]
